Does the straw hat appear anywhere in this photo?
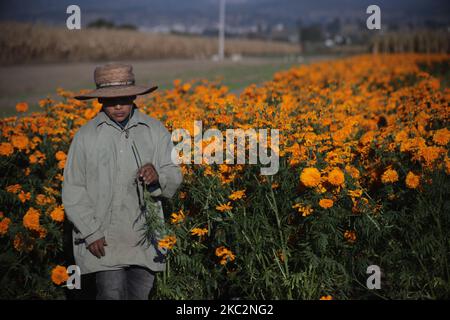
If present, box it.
[74,63,158,100]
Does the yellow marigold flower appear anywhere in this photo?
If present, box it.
[158,235,177,250]
[319,198,334,209]
[320,295,333,300]
[292,203,313,217]
[0,142,14,156]
[55,151,67,161]
[344,230,356,244]
[348,189,363,198]
[432,128,450,146]
[0,217,11,236]
[216,202,233,212]
[191,227,208,237]
[11,135,30,150]
[170,209,185,224]
[16,102,28,113]
[315,183,327,194]
[381,168,399,184]
[328,167,345,186]
[405,172,420,189]
[6,184,21,194]
[23,207,41,231]
[300,167,321,188]
[50,205,65,223]
[345,165,360,179]
[229,189,246,200]
[215,246,236,265]
[51,265,69,285]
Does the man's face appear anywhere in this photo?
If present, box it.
[99,96,135,123]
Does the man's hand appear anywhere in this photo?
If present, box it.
[88,237,107,259]
[137,163,159,185]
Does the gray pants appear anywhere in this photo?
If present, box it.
[96,266,155,300]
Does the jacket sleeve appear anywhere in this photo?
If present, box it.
[154,124,183,199]
[62,130,104,246]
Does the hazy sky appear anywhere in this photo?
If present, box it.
[0,0,448,27]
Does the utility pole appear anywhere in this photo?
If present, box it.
[218,0,226,60]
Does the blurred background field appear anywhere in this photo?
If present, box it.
[0,55,336,118]
[1,0,449,117]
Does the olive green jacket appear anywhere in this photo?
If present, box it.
[62,109,182,274]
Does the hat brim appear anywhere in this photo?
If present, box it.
[74,85,158,100]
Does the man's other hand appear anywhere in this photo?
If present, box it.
[88,237,107,259]
[137,163,159,185]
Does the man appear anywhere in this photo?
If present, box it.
[62,63,183,300]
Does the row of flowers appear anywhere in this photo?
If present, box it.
[0,53,449,299]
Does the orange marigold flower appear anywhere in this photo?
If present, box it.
[11,135,29,150]
[6,184,21,194]
[0,142,14,156]
[300,167,321,188]
[50,205,65,222]
[405,172,420,189]
[432,128,450,146]
[229,189,246,200]
[319,198,334,209]
[344,230,356,244]
[58,159,66,170]
[216,202,233,212]
[13,233,24,251]
[328,167,345,186]
[215,246,236,265]
[23,207,41,231]
[158,235,177,250]
[16,102,28,113]
[36,194,51,206]
[320,295,333,300]
[191,227,208,237]
[0,217,11,236]
[381,168,399,184]
[55,151,67,161]
[38,226,47,239]
[445,157,450,175]
[51,265,69,285]
[18,191,31,203]
[170,209,185,224]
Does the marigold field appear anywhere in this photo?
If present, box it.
[1,54,449,299]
